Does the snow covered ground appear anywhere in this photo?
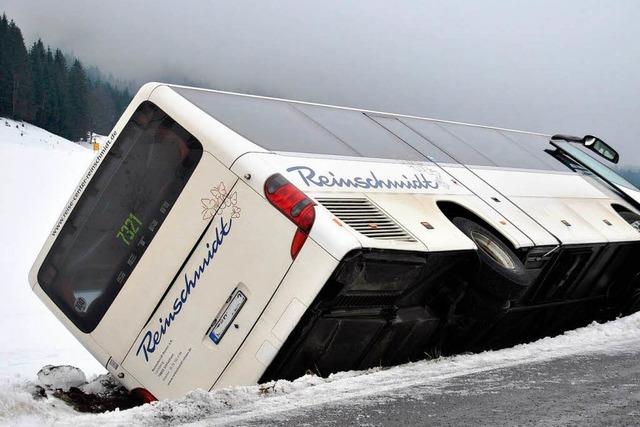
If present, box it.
[1,118,640,425]
[0,119,101,378]
[3,313,640,426]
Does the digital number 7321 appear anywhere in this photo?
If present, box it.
[116,213,142,246]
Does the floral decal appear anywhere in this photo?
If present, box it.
[201,182,241,221]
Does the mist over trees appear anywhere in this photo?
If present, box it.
[0,13,130,140]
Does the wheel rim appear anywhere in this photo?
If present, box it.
[470,231,516,270]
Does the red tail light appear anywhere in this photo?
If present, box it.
[264,174,316,259]
[131,387,157,404]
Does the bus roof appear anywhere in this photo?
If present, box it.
[165,83,550,137]
[165,84,564,171]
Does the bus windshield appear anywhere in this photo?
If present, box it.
[38,102,203,333]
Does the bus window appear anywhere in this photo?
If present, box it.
[38,102,203,333]
[400,117,496,167]
[499,131,573,172]
[367,115,457,164]
[172,87,359,157]
[438,123,552,170]
[293,104,425,161]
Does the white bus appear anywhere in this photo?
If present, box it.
[29,83,640,401]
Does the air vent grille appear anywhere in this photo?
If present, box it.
[315,197,416,242]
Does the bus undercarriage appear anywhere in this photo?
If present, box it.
[261,239,640,382]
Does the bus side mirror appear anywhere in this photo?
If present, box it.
[582,135,619,164]
[551,134,620,164]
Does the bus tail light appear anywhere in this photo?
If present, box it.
[131,387,157,404]
[264,173,316,259]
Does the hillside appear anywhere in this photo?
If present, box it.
[0,117,87,150]
[0,118,100,379]
[0,13,131,141]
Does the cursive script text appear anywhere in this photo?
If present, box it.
[286,166,440,191]
[136,216,232,362]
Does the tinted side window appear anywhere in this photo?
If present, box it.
[368,115,457,164]
[499,131,570,172]
[438,123,552,170]
[400,118,496,166]
[173,87,359,156]
[174,87,566,170]
[293,104,425,161]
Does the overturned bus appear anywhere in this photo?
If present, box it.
[29,83,640,401]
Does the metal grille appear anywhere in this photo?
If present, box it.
[316,197,416,242]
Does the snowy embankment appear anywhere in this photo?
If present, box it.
[4,314,640,426]
[1,118,640,425]
[0,119,100,378]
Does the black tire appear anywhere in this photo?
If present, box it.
[622,288,640,315]
[452,217,531,301]
[620,211,640,232]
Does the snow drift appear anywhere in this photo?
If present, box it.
[2,312,640,426]
[0,119,100,378]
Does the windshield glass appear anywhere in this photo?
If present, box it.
[553,141,637,190]
[38,102,203,333]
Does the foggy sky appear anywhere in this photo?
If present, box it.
[3,0,640,167]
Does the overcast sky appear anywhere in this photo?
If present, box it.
[3,0,640,167]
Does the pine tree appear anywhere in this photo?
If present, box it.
[0,13,131,141]
[52,49,71,138]
[88,80,117,135]
[43,47,57,130]
[7,19,34,121]
[0,14,12,116]
[29,39,47,127]
[67,59,90,140]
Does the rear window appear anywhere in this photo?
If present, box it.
[38,102,203,333]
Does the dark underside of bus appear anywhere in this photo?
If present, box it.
[261,241,640,383]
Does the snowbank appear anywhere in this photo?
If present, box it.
[0,118,86,151]
[2,312,640,426]
[0,118,101,379]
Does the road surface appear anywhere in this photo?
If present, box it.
[240,352,640,426]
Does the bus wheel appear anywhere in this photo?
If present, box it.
[620,211,640,232]
[452,217,531,301]
[624,288,640,315]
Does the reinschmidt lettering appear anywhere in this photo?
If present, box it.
[136,216,232,362]
[286,165,440,191]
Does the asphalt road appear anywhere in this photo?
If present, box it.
[241,351,640,426]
